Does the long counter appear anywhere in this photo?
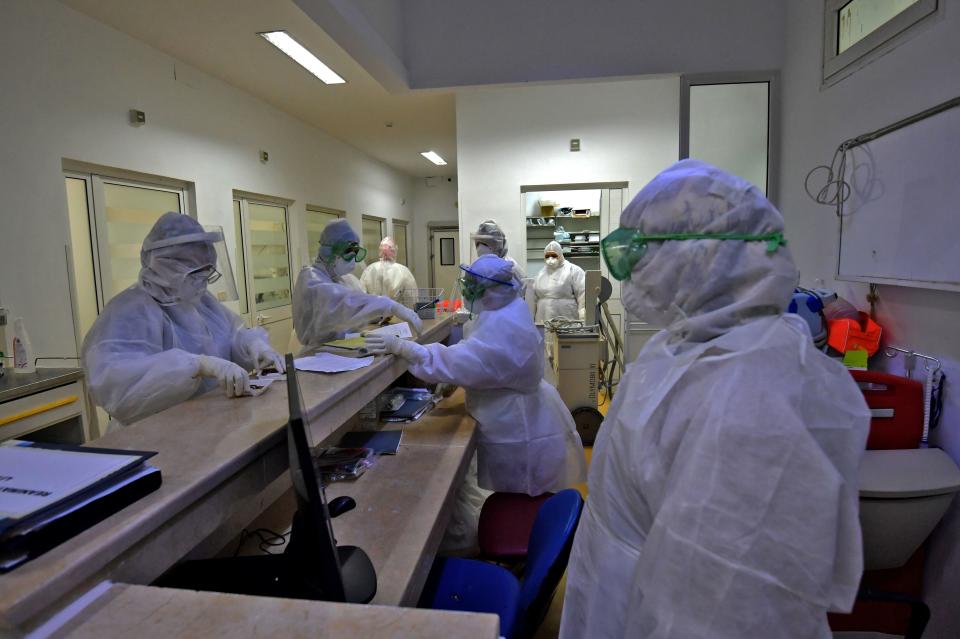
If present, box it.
[0,316,477,634]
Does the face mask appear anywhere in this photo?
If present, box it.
[333,257,355,278]
[476,243,493,257]
[545,257,560,268]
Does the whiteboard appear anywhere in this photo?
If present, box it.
[838,103,960,292]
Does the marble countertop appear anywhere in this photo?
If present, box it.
[0,317,454,630]
[0,368,83,404]
[61,584,499,639]
[236,390,477,607]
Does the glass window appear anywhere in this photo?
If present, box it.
[838,0,920,52]
[306,207,342,263]
[393,221,409,266]
[101,181,181,297]
[361,216,384,265]
[823,0,937,85]
[232,199,249,314]
[688,82,769,194]
[248,202,291,311]
[440,237,455,266]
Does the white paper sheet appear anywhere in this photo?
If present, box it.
[365,322,413,339]
[294,353,375,374]
[0,446,143,520]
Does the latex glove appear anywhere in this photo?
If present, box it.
[196,355,251,397]
[249,339,285,375]
[453,309,471,326]
[391,303,423,336]
[363,334,427,363]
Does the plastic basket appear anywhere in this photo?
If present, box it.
[399,288,444,319]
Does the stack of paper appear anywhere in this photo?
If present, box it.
[294,353,375,373]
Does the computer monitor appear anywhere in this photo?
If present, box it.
[282,353,377,603]
[154,355,376,604]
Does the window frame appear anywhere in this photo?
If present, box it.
[822,0,939,86]
[361,214,385,265]
[679,71,780,206]
[391,218,409,266]
[233,191,295,324]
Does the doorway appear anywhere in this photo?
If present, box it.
[429,227,460,301]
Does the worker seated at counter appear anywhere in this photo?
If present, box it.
[82,213,285,432]
[292,220,422,353]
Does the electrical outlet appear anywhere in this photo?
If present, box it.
[129,109,146,125]
[570,138,581,152]
[260,150,269,163]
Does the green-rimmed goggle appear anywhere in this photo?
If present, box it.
[600,227,787,281]
[322,241,367,266]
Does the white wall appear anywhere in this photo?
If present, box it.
[779,3,960,636]
[0,0,413,361]
[456,76,680,272]
[411,177,459,286]
[405,0,784,88]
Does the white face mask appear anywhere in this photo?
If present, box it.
[476,243,493,257]
[333,257,356,278]
[545,257,560,268]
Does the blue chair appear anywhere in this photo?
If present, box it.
[420,489,584,638]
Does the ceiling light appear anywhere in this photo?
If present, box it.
[258,31,345,85]
[420,151,447,166]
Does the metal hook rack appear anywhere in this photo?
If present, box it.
[884,345,942,376]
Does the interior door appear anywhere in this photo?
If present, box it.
[430,229,460,301]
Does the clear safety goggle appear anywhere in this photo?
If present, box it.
[188,264,222,284]
[600,227,787,281]
[324,241,368,265]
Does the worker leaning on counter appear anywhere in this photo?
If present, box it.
[82,213,285,432]
[292,219,422,353]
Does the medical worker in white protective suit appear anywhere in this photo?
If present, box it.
[533,241,585,323]
[82,213,285,431]
[365,254,587,546]
[293,220,422,352]
[559,160,870,639]
[360,236,417,300]
[471,219,527,296]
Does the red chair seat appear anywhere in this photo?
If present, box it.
[478,492,553,560]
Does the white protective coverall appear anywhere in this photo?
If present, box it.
[533,241,586,323]
[360,236,417,300]
[559,160,870,638]
[293,220,421,351]
[82,213,282,430]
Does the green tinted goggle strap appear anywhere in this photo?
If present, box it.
[600,227,788,281]
[458,277,488,303]
[323,241,367,265]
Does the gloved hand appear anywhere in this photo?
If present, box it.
[453,309,471,326]
[391,303,423,336]
[196,355,251,397]
[249,340,285,375]
[363,334,428,363]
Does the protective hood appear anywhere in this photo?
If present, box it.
[461,254,518,312]
[472,219,508,258]
[316,219,361,280]
[620,159,798,345]
[139,213,220,305]
[543,240,565,267]
[378,236,398,262]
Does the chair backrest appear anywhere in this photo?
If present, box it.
[516,489,584,636]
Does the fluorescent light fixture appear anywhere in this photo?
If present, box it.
[258,31,345,85]
[420,151,447,166]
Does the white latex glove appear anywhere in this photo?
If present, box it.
[363,334,427,363]
[196,355,251,397]
[391,303,423,336]
[249,339,285,375]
